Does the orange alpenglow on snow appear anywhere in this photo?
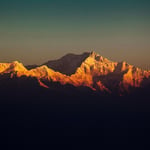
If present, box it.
[0,51,149,94]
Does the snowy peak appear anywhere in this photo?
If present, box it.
[88,51,110,63]
[0,61,28,75]
[26,65,69,85]
[28,65,51,78]
[28,65,60,79]
[0,63,10,73]
[0,52,149,95]
[9,61,27,72]
[27,51,113,76]
[75,52,117,76]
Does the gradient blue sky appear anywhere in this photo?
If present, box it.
[0,0,150,69]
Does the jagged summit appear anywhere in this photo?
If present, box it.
[28,65,54,79]
[42,51,112,75]
[26,51,111,75]
[89,51,99,57]
[0,61,28,74]
[0,52,149,95]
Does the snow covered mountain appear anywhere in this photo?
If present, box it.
[0,51,149,95]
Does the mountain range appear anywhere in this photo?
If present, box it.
[0,51,150,96]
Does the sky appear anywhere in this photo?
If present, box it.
[0,0,150,69]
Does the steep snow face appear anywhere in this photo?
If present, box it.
[70,51,117,90]
[28,65,69,83]
[8,61,27,72]
[75,51,117,76]
[28,65,53,79]
[120,65,150,92]
[0,63,10,73]
[70,52,150,93]
[0,61,28,76]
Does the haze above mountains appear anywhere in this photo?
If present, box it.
[0,51,149,96]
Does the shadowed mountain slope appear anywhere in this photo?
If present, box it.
[43,52,90,75]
